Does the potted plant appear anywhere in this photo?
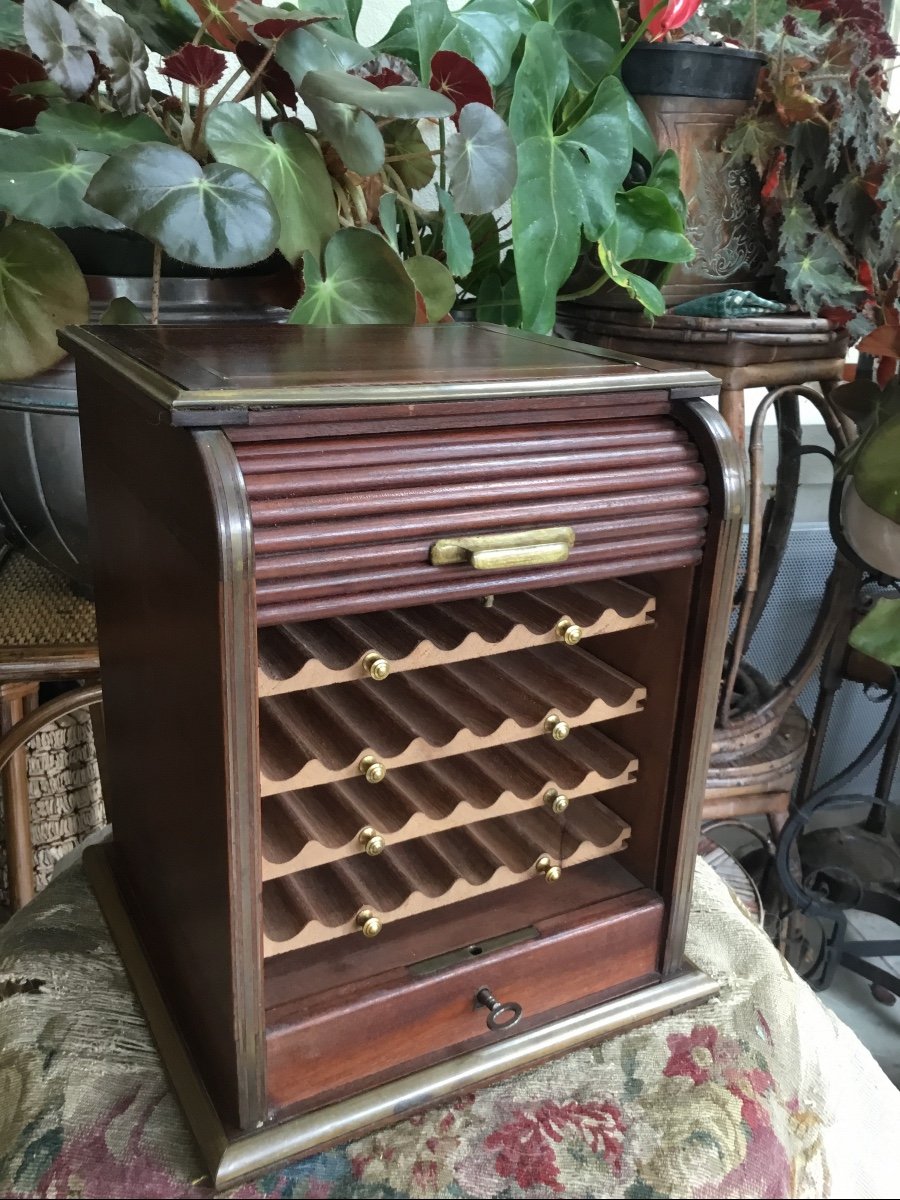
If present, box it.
[0,0,691,584]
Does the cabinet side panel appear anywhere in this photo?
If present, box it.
[76,362,264,1128]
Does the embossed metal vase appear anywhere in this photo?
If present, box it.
[622,42,770,303]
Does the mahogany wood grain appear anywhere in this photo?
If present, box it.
[266,889,663,1111]
[76,362,265,1129]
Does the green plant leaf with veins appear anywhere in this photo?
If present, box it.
[305,94,384,174]
[94,12,150,115]
[100,0,199,56]
[290,227,417,324]
[853,412,900,525]
[85,143,280,268]
[437,186,473,277]
[445,102,517,214]
[36,101,168,152]
[547,0,618,93]
[441,0,523,86]
[275,23,368,86]
[300,70,455,120]
[404,255,456,319]
[23,0,94,98]
[0,221,88,378]
[0,134,120,229]
[205,104,337,265]
[595,185,694,317]
[0,0,24,49]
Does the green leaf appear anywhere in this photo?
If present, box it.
[36,101,168,152]
[0,220,88,379]
[305,94,384,174]
[378,191,398,251]
[853,413,900,524]
[383,120,434,191]
[849,598,900,667]
[290,226,417,324]
[613,185,694,266]
[275,23,368,86]
[646,149,686,222]
[300,69,455,119]
[0,134,120,229]
[93,12,150,116]
[205,104,337,266]
[437,186,473,277]
[412,0,454,83]
[509,23,576,332]
[0,0,24,50]
[474,269,519,324]
[723,114,781,177]
[85,143,280,268]
[441,0,523,87]
[374,5,418,65]
[782,232,860,315]
[404,255,456,320]
[100,0,199,56]
[829,175,877,255]
[100,296,149,324]
[22,0,94,98]
[445,102,516,215]
[560,75,631,239]
[593,185,693,318]
[547,0,618,93]
[625,94,657,165]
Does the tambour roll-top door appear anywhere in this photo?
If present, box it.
[229,414,708,625]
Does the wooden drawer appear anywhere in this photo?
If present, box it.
[265,887,663,1112]
[230,417,708,624]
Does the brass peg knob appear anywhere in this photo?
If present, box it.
[555,616,583,646]
[358,826,386,856]
[356,907,383,938]
[534,854,562,883]
[358,754,386,784]
[362,651,390,681]
[544,787,569,814]
[543,713,570,741]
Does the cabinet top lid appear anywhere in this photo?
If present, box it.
[59,322,718,414]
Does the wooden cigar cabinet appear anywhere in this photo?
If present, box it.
[62,322,742,1189]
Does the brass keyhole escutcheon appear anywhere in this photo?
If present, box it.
[544,788,569,814]
[356,907,383,938]
[544,713,570,741]
[358,826,386,856]
[555,616,583,646]
[474,986,522,1031]
[535,854,562,883]
[358,754,386,784]
[362,651,390,681]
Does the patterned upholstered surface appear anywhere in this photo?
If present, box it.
[1,857,898,1198]
[0,552,96,648]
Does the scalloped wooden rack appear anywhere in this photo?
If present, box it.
[258,643,645,794]
[262,800,631,956]
[261,727,637,877]
[257,580,655,695]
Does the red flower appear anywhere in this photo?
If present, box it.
[761,147,786,201]
[430,50,493,127]
[161,44,227,89]
[234,41,297,107]
[640,0,702,40]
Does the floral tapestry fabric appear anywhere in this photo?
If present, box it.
[0,857,898,1199]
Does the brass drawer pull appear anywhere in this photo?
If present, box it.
[358,826,386,856]
[361,651,390,681]
[356,907,383,938]
[543,713,570,741]
[544,787,569,814]
[555,616,583,645]
[430,527,575,571]
[358,755,386,784]
[535,854,562,883]
[475,986,522,1032]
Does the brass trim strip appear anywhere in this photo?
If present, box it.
[430,527,575,570]
[85,844,717,1193]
